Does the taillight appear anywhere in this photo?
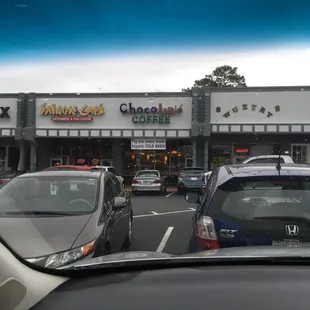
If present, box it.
[179,173,184,178]
[0,179,9,184]
[132,179,138,184]
[195,216,219,250]
[153,179,161,184]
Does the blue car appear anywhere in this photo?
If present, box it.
[185,163,310,252]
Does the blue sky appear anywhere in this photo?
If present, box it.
[0,0,310,91]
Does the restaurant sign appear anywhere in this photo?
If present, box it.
[131,139,166,150]
[0,107,10,119]
[120,102,183,124]
[40,104,105,122]
[216,104,280,119]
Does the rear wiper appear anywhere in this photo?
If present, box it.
[254,216,310,225]
[0,211,84,216]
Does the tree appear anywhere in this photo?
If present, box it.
[183,65,247,91]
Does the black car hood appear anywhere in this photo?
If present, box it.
[65,246,310,269]
[0,214,92,258]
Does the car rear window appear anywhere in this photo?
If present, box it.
[181,168,205,174]
[136,171,159,177]
[245,158,285,164]
[208,176,310,220]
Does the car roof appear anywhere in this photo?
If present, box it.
[16,170,104,178]
[223,164,310,177]
[216,164,310,186]
[137,169,159,172]
[44,165,93,170]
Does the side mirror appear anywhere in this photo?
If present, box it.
[184,192,201,204]
[113,197,127,209]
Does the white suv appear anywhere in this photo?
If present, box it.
[241,155,294,164]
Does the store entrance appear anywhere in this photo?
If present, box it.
[123,139,192,177]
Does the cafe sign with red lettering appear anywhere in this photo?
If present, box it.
[119,102,183,124]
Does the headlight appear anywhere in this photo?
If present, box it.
[26,240,95,269]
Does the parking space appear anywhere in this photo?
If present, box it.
[129,194,195,255]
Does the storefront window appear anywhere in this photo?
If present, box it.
[123,139,192,176]
[47,138,112,166]
[291,144,308,164]
[0,147,5,171]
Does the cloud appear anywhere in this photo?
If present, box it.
[0,45,309,92]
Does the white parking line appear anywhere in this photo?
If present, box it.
[133,209,195,218]
[151,211,158,215]
[156,226,174,252]
[165,192,175,198]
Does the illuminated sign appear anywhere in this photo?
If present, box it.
[235,148,249,153]
[0,107,10,119]
[216,104,280,119]
[40,104,104,122]
[119,102,183,124]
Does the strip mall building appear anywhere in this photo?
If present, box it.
[1,86,310,176]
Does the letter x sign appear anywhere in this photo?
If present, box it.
[0,107,10,118]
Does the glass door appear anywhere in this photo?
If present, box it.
[291,144,307,163]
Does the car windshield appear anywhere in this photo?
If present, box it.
[212,176,310,220]
[0,0,309,276]
[136,171,159,177]
[0,176,98,215]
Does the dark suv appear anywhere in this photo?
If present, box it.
[177,167,205,195]
[185,164,310,252]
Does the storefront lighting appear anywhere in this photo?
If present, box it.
[164,156,168,162]
[146,154,150,160]
[131,154,135,160]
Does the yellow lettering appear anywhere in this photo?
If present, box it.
[41,104,104,117]
[97,104,105,115]
[79,105,88,116]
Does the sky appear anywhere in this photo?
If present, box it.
[1,0,310,92]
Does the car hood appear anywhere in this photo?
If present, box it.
[0,214,92,258]
[65,246,310,269]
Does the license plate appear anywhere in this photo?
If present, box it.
[191,177,198,181]
[272,240,310,247]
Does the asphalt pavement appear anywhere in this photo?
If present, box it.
[129,191,196,255]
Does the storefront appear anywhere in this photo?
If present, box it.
[32,93,193,176]
[208,87,310,168]
[0,97,21,171]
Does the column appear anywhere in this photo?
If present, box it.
[30,143,37,172]
[18,141,26,171]
[111,138,123,174]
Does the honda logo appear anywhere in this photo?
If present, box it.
[0,107,10,119]
[285,225,299,236]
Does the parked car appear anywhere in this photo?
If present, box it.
[177,167,205,195]
[185,163,310,252]
[241,155,294,164]
[131,170,166,195]
[44,165,124,186]
[0,170,133,268]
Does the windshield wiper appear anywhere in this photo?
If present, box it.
[254,216,310,225]
[0,211,85,216]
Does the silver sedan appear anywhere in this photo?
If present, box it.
[131,170,166,195]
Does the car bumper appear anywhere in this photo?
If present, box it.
[132,184,161,192]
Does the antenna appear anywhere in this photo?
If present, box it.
[276,152,281,175]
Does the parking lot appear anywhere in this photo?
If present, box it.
[129,192,195,255]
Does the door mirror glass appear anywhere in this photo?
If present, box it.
[113,197,127,208]
[184,192,201,204]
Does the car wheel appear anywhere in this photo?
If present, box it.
[123,215,133,249]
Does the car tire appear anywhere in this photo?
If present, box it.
[123,215,133,249]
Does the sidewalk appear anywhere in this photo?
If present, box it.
[125,185,176,193]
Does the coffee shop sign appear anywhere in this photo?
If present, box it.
[216,104,280,118]
[40,104,105,122]
[119,102,183,124]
